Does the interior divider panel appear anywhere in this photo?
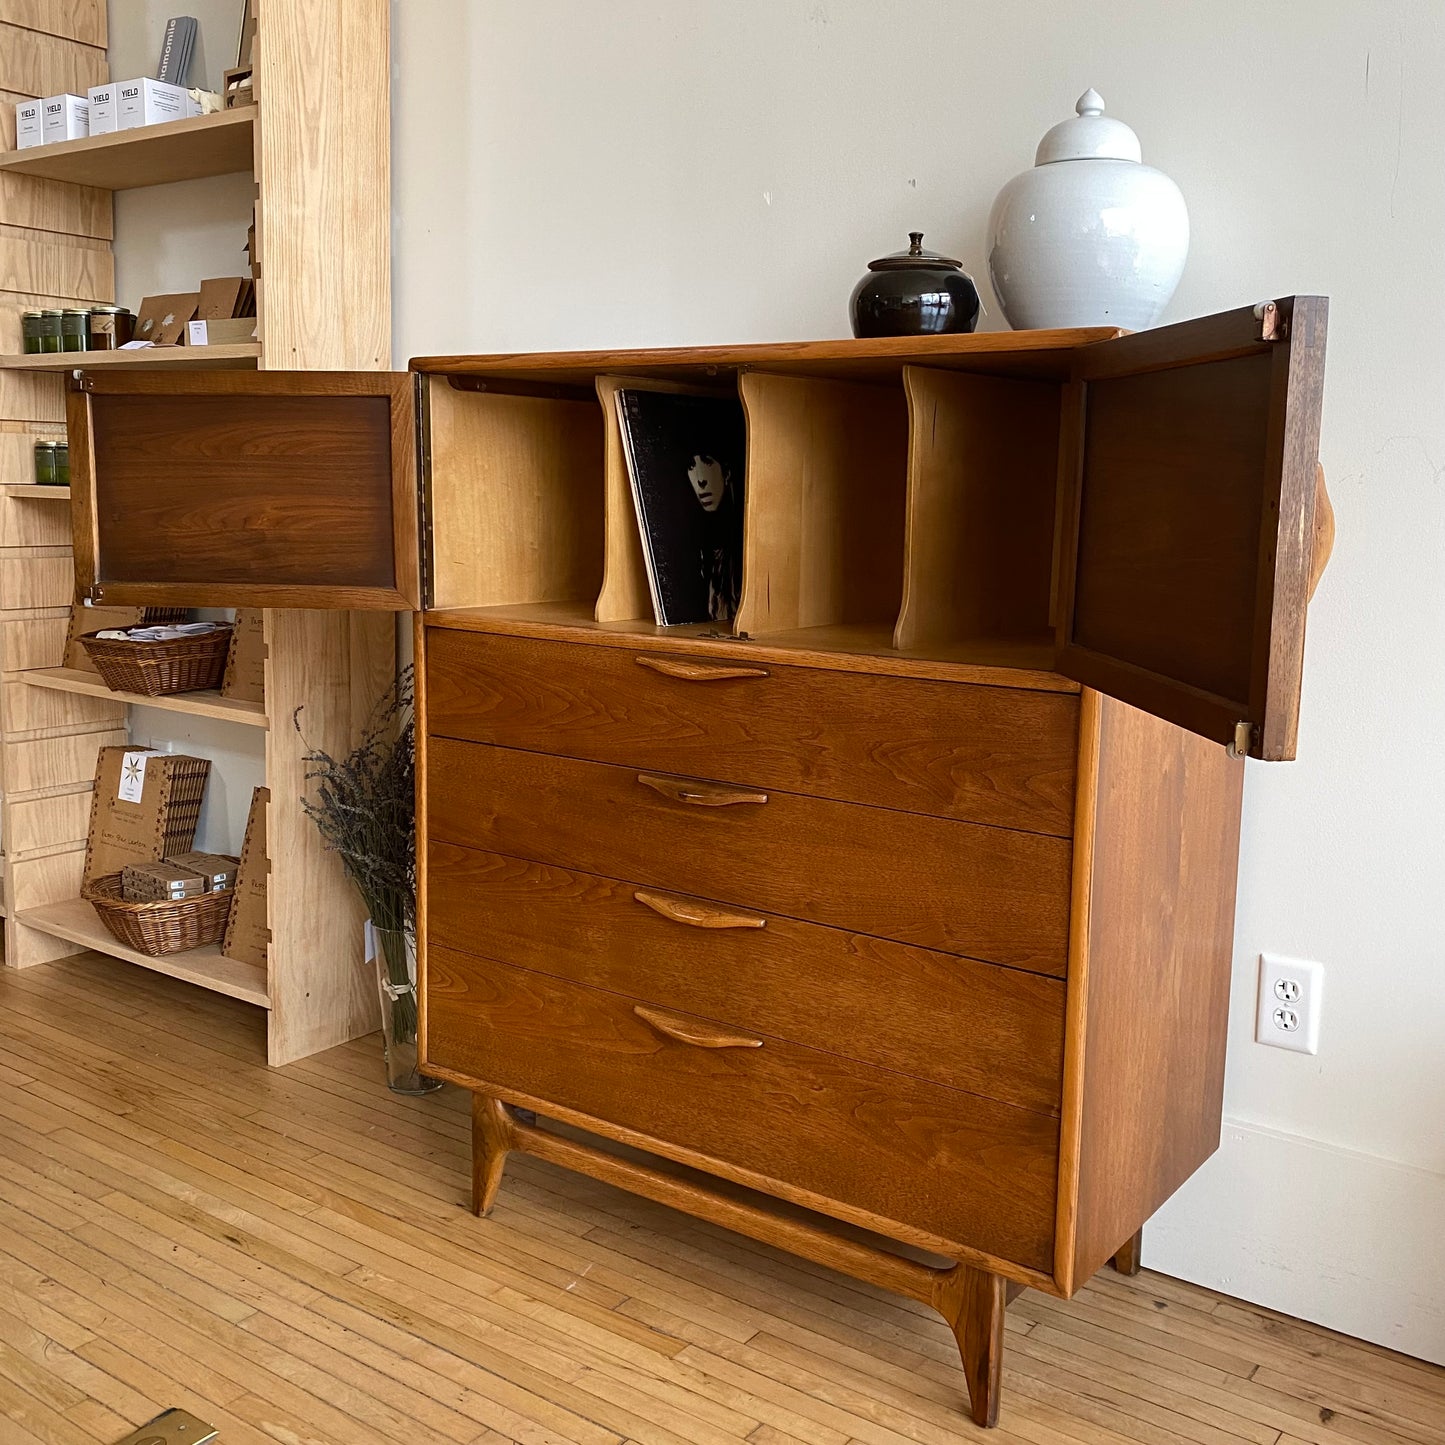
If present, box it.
[895,366,1062,651]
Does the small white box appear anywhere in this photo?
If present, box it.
[41,93,89,144]
[115,77,197,130]
[86,83,119,136]
[15,99,43,149]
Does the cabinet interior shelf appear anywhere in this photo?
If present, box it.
[0,107,255,190]
[16,896,269,1007]
[0,484,69,500]
[0,344,260,373]
[25,667,268,728]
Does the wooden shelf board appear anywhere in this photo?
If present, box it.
[24,668,268,728]
[0,484,70,500]
[0,107,255,190]
[17,897,269,1007]
[0,345,260,373]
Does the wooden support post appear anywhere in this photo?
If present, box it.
[934,1264,1008,1428]
[470,1093,514,1216]
[1112,1228,1144,1276]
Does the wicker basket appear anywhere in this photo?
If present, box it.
[79,625,233,697]
[83,872,233,957]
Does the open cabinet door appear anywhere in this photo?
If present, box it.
[1055,297,1327,760]
[68,370,419,609]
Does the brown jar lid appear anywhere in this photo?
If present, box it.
[867,231,964,272]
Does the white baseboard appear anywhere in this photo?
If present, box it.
[1144,1118,1445,1365]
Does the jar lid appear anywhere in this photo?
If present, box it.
[41,309,64,317]
[62,307,91,316]
[33,440,56,450]
[867,231,964,272]
[89,304,129,314]
[1034,89,1142,165]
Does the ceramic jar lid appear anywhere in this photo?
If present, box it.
[866,231,965,271]
[1034,89,1142,165]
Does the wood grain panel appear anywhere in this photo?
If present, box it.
[427,381,605,611]
[736,372,908,636]
[0,21,104,97]
[895,367,1060,649]
[4,785,90,857]
[1060,693,1244,1292]
[0,668,120,731]
[0,607,66,670]
[73,376,418,608]
[0,0,106,47]
[0,232,113,299]
[0,173,112,240]
[6,841,82,909]
[428,843,1067,1114]
[426,627,1079,835]
[428,947,1060,1272]
[254,0,389,369]
[0,545,72,607]
[427,738,1074,974]
[0,366,64,424]
[2,724,123,792]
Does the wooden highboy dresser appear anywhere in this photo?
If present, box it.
[66,298,1329,1425]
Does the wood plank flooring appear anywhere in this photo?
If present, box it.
[0,950,1441,1445]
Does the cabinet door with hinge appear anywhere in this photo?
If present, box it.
[67,371,419,610]
[1054,295,1328,761]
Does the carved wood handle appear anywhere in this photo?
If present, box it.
[635,656,769,682]
[633,1004,763,1049]
[636,773,767,807]
[1309,462,1334,601]
[634,888,767,930]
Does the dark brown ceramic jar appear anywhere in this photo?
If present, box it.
[850,232,981,338]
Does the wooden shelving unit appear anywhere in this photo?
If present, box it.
[0,344,259,372]
[0,0,394,1066]
[0,107,254,190]
[14,896,269,1005]
[24,667,268,727]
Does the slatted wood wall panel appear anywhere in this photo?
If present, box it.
[0,0,117,965]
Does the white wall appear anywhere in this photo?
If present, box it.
[391,0,1445,1360]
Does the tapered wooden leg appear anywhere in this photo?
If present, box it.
[935,1265,1007,1427]
[1111,1228,1143,1276]
[470,1093,514,1216]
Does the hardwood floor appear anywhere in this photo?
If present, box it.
[0,951,1441,1445]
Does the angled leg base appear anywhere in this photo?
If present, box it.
[934,1264,1009,1427]
[470,1093,515,1216]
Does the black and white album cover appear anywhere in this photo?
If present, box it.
[616,389,746,626]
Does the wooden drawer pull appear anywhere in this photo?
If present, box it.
[634,888,767,930]
[635,656,769,682]
[636,773,768,807]
[633,1004,763,1050]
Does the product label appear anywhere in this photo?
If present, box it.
[118,750,149,804]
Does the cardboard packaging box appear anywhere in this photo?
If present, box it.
[84,746,213,885]
[15,99,43,149]
[115,77,197,130]
[223,787,269,967]
[220,609,265,702]
[42,94,89,144]
[186,318,258,346]
[168,851,240,893]
[134,292,199,345]
[122,860,207,903]
[86,83,119,135]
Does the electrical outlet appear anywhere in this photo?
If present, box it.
[1255,954,1323,1054]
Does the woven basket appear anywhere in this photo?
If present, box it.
[83,872,233,957]
[79,625,232,697]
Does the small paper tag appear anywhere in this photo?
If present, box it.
[187,318,209,345]
[117,750,148,803]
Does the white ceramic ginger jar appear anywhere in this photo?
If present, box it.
[986,88,1188,330]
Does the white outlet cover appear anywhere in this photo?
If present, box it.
[1256,953,1324,1055]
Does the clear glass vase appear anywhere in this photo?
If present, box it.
[365,921,443,1095]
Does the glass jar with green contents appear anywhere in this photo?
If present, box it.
[54,442,70,486]
[21,312,45,354]
[33,442,58,486]
[61,309,91,351]
[39,310,64,353]
[88,305,135,350]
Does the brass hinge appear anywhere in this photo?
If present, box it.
[1254,300,1289,342]
[83,583,105,604]
[1226,720,1253,759]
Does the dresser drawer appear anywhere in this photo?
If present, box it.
[427,738,1073,975]
[425,629,1079,836]
[427,946,1059,1271]
[429,843,1066,1114]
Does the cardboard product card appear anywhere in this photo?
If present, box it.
[220,609,265,702]
[84,746,213,885]
[65,604,145,673]
[122,860,206,902]
[196,276,249,319]
[223,786,269,967]
[134,292,199,345]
